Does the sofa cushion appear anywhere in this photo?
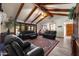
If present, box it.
[18,31,37,40]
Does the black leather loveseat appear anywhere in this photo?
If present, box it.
[4,35,44,56]
[43,31,56,40]
[18,31,38,40]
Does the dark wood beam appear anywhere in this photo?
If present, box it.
[24,6,37,22]
[31,14,41,23]
[38,3,69,5]
[36,15,48,24]
[15,3,24,19]
[47,8,70,12]
[51,13,68,16]
[35,4,52,16]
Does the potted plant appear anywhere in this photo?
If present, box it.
[68,7,75,19]
[4,17,15,34]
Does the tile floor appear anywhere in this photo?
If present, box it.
[48,37,72,56]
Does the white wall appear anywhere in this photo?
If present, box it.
[37,15,71,37]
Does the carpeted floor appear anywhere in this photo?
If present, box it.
[25,36,59,56]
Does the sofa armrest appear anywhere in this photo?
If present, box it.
[23,42,31,49]
[26,47,44,56]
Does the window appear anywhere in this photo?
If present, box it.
[31,26,34,31]
[28,26,31,31]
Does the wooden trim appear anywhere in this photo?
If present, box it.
[31,14,41,23]
[36,15,48,24]
[24,6,37,22]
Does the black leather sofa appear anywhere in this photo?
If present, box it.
[43,31,56,40]
[4,35,44,56]
[18,31,38,40]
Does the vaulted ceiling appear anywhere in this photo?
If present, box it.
[2,3,76,24]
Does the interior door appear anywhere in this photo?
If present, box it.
[66,24,73,36]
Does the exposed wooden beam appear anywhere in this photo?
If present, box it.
[51,13,68,16]
[47,8,70,12]
[24,6,37,22]
[31,14,41,23]
[35,4,52,16]
[36,15,48,24]
[15,3,24,19]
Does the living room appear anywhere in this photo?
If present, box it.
[0,3,79,56]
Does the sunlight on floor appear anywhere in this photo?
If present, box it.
[48,37,72,56]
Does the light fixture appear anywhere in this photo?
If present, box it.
[40,12,48,18]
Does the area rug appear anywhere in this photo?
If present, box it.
[25,36,59,56]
